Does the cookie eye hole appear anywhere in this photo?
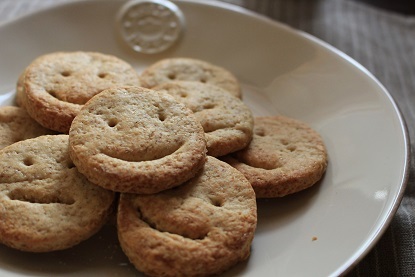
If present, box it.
[200,77,207,83]
[203,103,215,109]
[287,145,297,152]
[209,196,224,207]
[61,71,71,77]
[179,92,187,98]
[23,157,34,166]
[98,73,107,78]
[158,112,167,122]
[167,73,176,80]
[108,118,118,128]
[254,129,265,137]
[153,103,167,122]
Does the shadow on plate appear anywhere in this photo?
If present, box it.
[0,224,137,276]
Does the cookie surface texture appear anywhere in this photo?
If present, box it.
[0,135,115,252]
[69,86,207,194]
[222,116,328,198]
[23,51,140,133]
[117,156,257,277]
[0,106,56,150]
[155,81,253,157]
[140,57,242,98]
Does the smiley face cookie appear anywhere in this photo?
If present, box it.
[21,51,141,133]
[117,156,257,277]
[0,135,115,252]
[0,106,56,150]
[222,116,328,198]
[140,57,242,98]
[154,81,253,157]
[69,86,207,194]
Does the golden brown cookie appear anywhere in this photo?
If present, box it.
[117,156,257,277]
[140,57,242,98]
[154,81,253,157]
[69,86,207,194]
[22,51,141,133]
[0,135,115,252]
[222,116,328,198]
[0,106,56,150]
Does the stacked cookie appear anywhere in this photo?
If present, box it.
[16,51,142,133]
[0,52,130,253]
[0,135,115,252]
[138,57,328,198]
[66,60,257,276]
[0,51,328,276]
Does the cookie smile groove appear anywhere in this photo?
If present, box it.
[8,189,75,205]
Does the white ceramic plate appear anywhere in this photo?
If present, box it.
[0,1,409,276]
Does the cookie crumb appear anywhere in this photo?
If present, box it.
[312,236,318,241]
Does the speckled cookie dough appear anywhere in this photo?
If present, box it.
[22,51,141,133]
[69,86,207,194]
[222,116,328,198]
[117,156,257,276]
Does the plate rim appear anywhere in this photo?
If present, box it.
[171,2,411,275]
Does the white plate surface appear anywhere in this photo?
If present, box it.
[0,1,409,276]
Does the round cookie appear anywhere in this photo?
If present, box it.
[222,116,328,198]
[22,51,141,133]
[0,135,115,252]
[117,156,257,277]
[139,57,242,98]
[154,81,253,157]
[69,86,207,194]
[0,106,56,150]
